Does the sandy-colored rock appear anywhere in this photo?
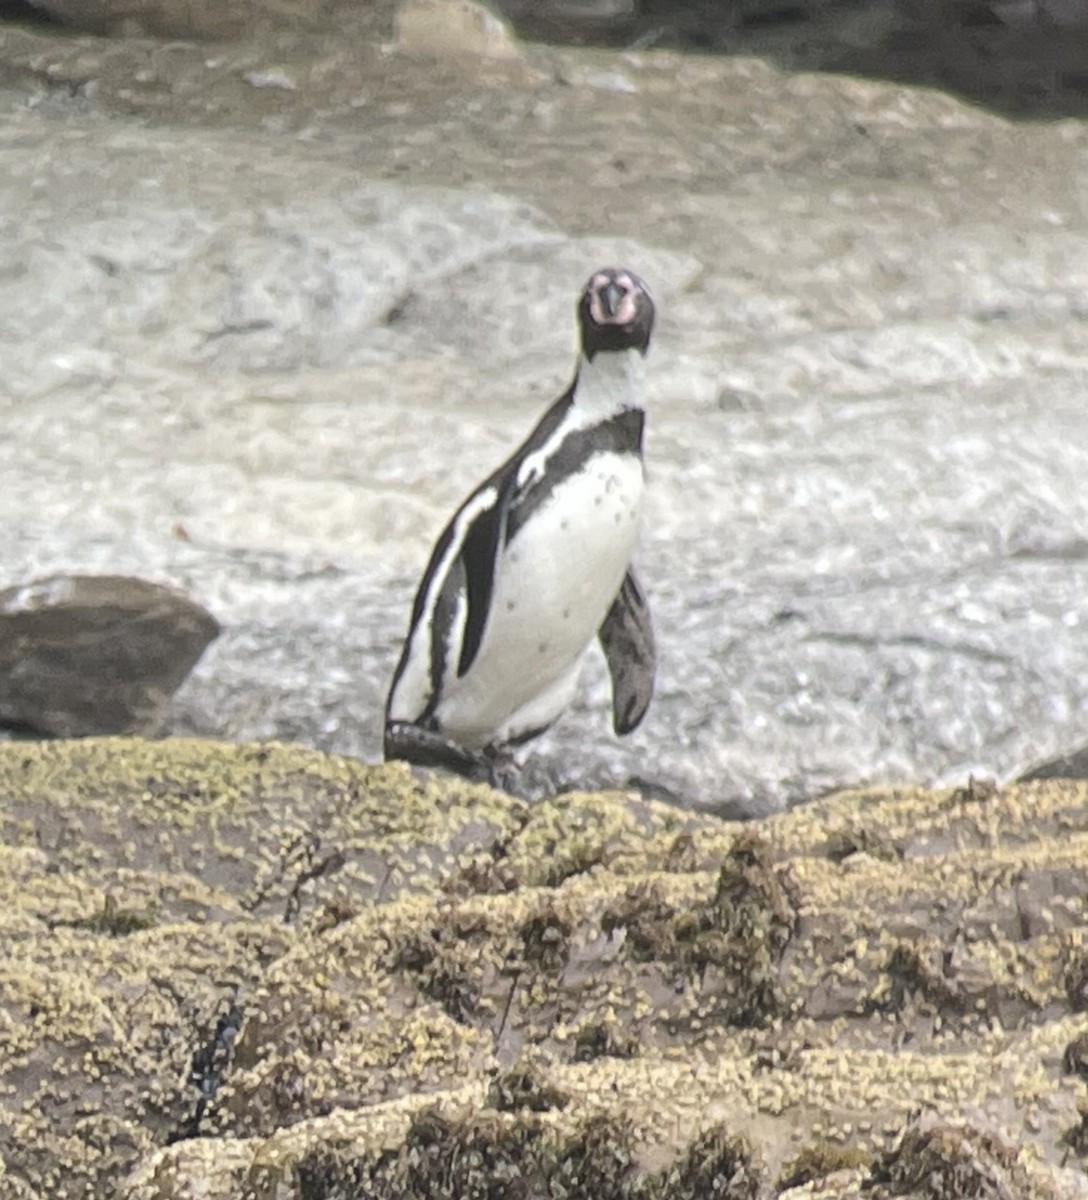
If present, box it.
[395,0,523,59]
[0,739,1085,1198]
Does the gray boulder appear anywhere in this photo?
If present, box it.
[0,575,219,737]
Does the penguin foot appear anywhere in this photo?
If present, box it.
[384,721,515,788]
[479,744,522,793]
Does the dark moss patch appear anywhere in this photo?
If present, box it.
[167,1003,244,1144]
[873,1118,1027,1198]
[52,892,158,937]
[601,832,795,1026]
[297,1108,542,1200]
[399,1108,546,1198]
[572,1020,640,1063]
[778,1141,871,1190]
[1061,1102,1088,1159]
[664,831,699,872]
[881,940,971,1017]
[601,880,676,963]
[641,1124,761,1200]
[547,1113,637,1200]
[1062,948,1088,1012]
[1062,1032,1088,1080]
[296,1108,636,1200]
[677,832,796,1023]
[951,776,1001,805]
[443,851,521,897]
[310,898,362,934]
[678,831,795,963]
[823,827,903,864]
[487,1068,570,1114]
[517,908,572,974]
[541,838,609,888]
[389,922,484,1024]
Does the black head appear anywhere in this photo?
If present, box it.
[577,268,655,361]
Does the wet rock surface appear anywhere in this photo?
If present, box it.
[0,574,218,736]
[0,3,1088,813]
[0,739,1086,1198]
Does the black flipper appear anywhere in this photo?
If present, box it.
[598,568,655,735]
[456,486,509,679]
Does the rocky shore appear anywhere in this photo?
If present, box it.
[0,738,1083,1197]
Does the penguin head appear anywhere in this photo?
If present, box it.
[578,268,655,361]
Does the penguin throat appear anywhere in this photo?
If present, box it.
[574,347,646,419]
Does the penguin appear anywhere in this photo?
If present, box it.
[384,266,656,784]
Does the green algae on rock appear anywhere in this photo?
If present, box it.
[0,739,1085,1199]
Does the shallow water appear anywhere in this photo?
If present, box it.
[1,25,1088,813]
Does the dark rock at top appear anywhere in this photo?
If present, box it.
[23,0,335,39]
[10,0,1088,118]
[0,574,219,737]
[1020,745,1088,782]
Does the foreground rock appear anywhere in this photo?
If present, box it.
[0,739,1084,1197]
[0,575,219,736]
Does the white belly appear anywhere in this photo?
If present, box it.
[436,450,644,746]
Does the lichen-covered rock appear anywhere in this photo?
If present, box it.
[0,739,1085,1198]
[0,575,219,737]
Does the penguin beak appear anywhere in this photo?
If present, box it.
[600,280,627,320]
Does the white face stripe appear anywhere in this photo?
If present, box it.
[387,482,500,722]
